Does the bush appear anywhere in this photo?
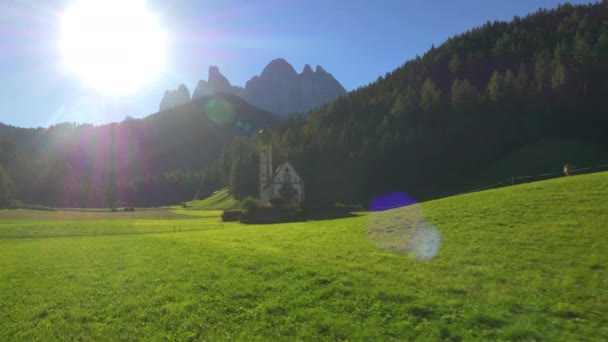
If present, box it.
[240,206,303,224]
[222,209,243,222]
[269,196,288,208]
[7,199,23,210]
[17,204,56,211]
[110,208,118,212]
[241,197,260,213]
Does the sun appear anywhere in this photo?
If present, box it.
[60,0,167,95]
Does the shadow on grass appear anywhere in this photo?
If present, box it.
[239,206,359,224]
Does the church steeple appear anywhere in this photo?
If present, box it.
[258,121,273,205]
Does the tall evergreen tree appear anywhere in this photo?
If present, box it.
[487,71,506,102]
[420,78,441,111]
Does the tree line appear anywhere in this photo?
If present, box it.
[1,2,608,208]
[216,2,608,206]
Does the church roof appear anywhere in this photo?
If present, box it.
[274,161,303,182]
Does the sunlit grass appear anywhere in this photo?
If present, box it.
[185,189,238,210]
[0,173,607,340]
[0,209,222,239]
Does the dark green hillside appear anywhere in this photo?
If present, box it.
[0,94,279,207]
[216,2,608,205]
[459,139,608,191]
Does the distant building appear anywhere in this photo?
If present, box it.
[258,125,304,206]
[259,144,273,205]
[272,162,304,206]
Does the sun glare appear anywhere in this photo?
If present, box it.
[60,0,167,95]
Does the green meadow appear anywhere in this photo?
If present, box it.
[1,173,607,340]
[185,189,239,210]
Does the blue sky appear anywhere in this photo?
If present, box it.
[0,0,596,128]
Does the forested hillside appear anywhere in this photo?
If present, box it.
[2,2,608,208]
[217,2,608,206]
[0,94,278,207]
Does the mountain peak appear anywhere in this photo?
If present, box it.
[177,84,189,93]
[302,64,314,74]
[268,58,290,67]
[168,58,347,115]
[159,84,191,111]
[261,58,298,79]
[208,66,231,88]
[192,66,237,99]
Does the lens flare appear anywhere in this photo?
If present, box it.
[367,192,441,259]
[370,192,417,211]
[205,98,235,125]
[405,225,441,260]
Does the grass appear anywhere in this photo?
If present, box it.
[0,172,607,340]
[0,209,222,239]
[185,189,238,210]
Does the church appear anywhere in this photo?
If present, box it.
[271,162,304,205]
[259,128,304,206]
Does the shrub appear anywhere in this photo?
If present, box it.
[111,207,118,212]
[7,199,23,210]
[222,209,243,222]
[18,204,56,211]
[241,197,260,213]
[240,206,303,224]
[269,196,288,208]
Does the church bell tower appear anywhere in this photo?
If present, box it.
[259,124,273,205]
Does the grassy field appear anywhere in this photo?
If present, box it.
[185,189,238,210]
[0,173,607,340]
[0,209,223,239]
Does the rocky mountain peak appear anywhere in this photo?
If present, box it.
[302,64,314,74]
[162,58,347,116]
[193,66,242,99]
[208,66,231,89]
[260,58,298,80]
[159,84,191,112]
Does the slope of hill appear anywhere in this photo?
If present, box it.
[447,139,608,195]
[185,189,238,210]
[212,2,608,205]
[1,172,606,340]
[0,93,280,207]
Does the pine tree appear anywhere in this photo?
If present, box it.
[420,78,441,111]
[504,69,516,99]
[390,86,419,118]
[403,86,420,116]
[0,166,10,206]
[229,158,242,198]
[515,62,529,93]
[448,54,462,74]
[573,30,593,65]
[534,53,550,91]
[451,79,479,108]
[390,93,406,118]
[551,62,567,92]
[595,33,608,59]
[487,71,505,102]
[450,79,464,108]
